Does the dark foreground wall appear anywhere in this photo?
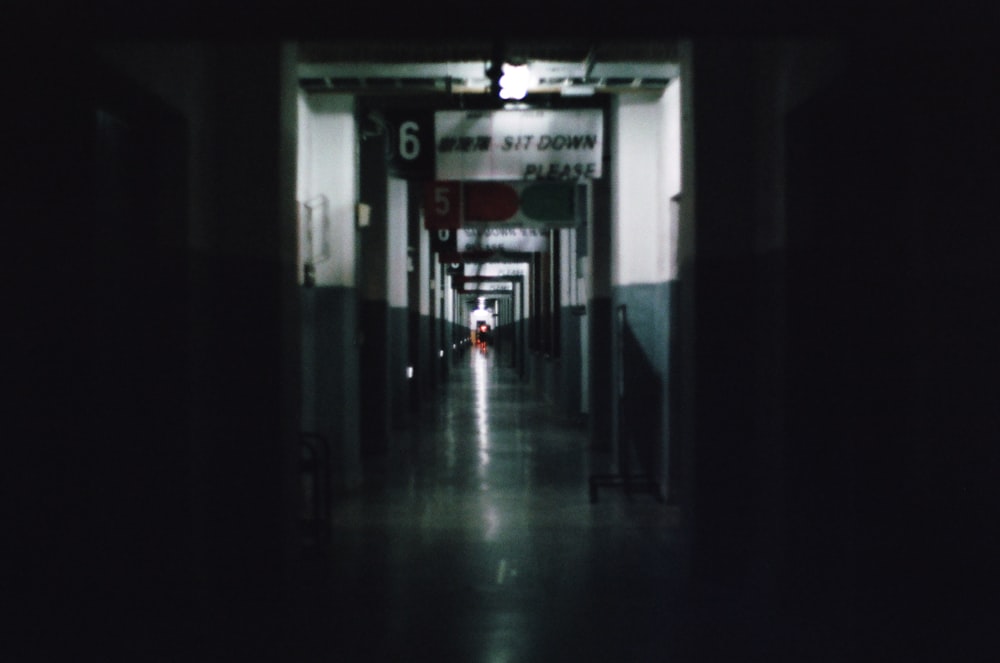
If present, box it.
[679,40,1000,660]
[13,44,301,660]
[783,43,1000,658]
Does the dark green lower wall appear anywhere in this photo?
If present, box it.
[613,283,673,491]
[557,307,583,417]
[360,300,427,449]
[360,299,389,455]
[302,286,361,493]
[530,352,552,403]
[589,297,613,450]
[517,318,528,378]
[389,305,409,429]
[411,310,433,406]
[493,321,519,370]
[526,307,584,418]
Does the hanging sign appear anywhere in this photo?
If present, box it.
[463,181,577,229]
[424,180,579,230]
[457,228,550,253]
[423,181,461,229]
[384,109,435,180]
[464,182,520,221]
[430,227,457,254]
[435,109,603,181]
[460,281,513,292]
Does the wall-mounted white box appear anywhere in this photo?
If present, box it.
[357,202,371,228]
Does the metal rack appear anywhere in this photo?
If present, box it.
[589,305,663,503]
[299,432,331,547]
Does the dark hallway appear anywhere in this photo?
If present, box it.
[11,10,1000,661]
[286,346,688,662]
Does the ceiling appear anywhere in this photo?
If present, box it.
[297,39,680,96]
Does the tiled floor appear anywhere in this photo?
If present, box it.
[287,347,689,662]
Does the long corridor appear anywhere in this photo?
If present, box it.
[288,346,690,662]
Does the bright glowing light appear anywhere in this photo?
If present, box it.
[499,63,532,100]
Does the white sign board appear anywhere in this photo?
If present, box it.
[465,282,513,291]
[435,109,603,181]
[457,228,550,252]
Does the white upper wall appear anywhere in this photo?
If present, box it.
[418,223,431,317]
[664,79,681,197]
[297,92,357,287]
[387,177,409,308]
[611,78,682,285]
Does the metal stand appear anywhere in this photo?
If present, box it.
[589,305,664,503]
[299,432,331,548]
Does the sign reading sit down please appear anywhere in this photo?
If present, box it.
[435,109,603,181]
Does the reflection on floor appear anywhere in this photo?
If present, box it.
[288,348,687,662]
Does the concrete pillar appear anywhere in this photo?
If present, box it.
[387,177,410,429]
[85,42,302,658]
[557,227,583,417]
[358,113,391,454]
[609,81,681,492]
[298,93,362,493]
[679,37,762,601]
[412,196,433,403]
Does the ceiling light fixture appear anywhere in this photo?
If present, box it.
[498,63,533,100]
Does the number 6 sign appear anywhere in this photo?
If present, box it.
[398,121,420,160]
[385,111,434,180]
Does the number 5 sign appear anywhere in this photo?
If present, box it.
[423,181,462,229]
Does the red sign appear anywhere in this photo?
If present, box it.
[423,181,461,229]
[464,182,519,222]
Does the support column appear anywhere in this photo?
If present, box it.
[358,110,391,454]
[298,93,362,493]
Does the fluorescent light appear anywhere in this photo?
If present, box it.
[561,85,596,97]
[499,63,532,100]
